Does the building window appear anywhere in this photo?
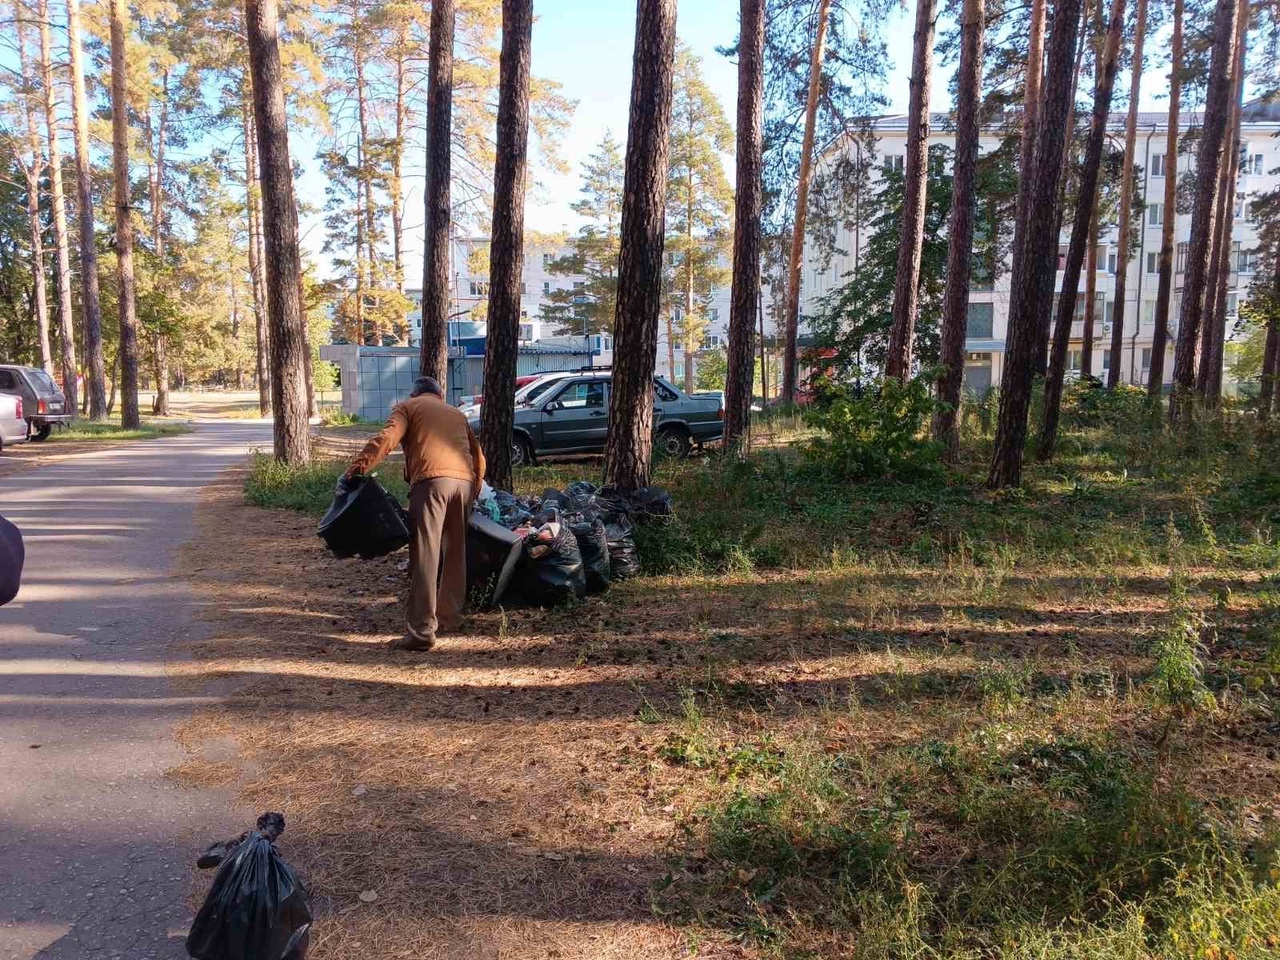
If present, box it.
[1176,242,1188,273]
[1150,153,1165,177]
[1142,348,1152,370]
[1056,245,1068,271]
[1147,203,1163,227]
[518,323,534,341]
[573,280,585,290]
[1146,252,1159,274]
[542,281,551,294]
[1102,349,1112,371]
[1236,244,1257,274]
[966,302,994,339]
[468,280,489,297]
[542,252,552,266]
[521,282,527,294]
[1105,247,1118,274]
[709,308,719,322]
[701,333,724,350]
[1067,349,1081,373]
[1240,149,1264,176]
[883,154,904,175]
[1225,292,1238,318]
[674,362,684,379]
[1142,300,1156,328]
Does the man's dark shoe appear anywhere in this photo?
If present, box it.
[390,634,435,652]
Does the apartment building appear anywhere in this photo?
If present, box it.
[799,101,1280,391]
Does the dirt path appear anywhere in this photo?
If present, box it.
[0,421,271,959]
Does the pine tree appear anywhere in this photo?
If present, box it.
[420,0,454,383]
[110,0,142,429]
[478,0,532,491]
[14,7,53,376]
[1005,0,1046,365]
[1149,0,1183,397]
[725,0,765,447]
[603,0,676,491]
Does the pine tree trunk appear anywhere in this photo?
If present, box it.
[243,103,271,416]
[392,28,407,296]
[1260,316,1280,419]
[666,313,677,383]
[109,0,140,429]
[781,0,830,403]
[1198,0,1247,405]
[684,189,696,394]
[885,0,939,380]
[1006,0,1046,357]
[479,0,532,492]
[725,0,764,447]
[1149,0,1182,397]
[988,0,1084,489]
[420,0,455,385]
[1106,0,1147,389]
[149,83,171,417]
[1037,0,1126,463]
[39,0,78,412]
[355,34,379,343]
[16,12,53,376]
[245,0,311,464]
[67,0,107,418]
[933,0,984,460]
[1170,0,1239,419]
[603,0,676,491]
[1081,217,1098,377]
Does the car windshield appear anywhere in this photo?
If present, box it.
[518,377,562,404]
[27,369,58,393]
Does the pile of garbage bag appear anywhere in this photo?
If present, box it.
[470,480,671,608]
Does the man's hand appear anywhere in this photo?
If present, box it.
[344,464,364,480]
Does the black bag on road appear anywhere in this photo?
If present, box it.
[317,474,410,559]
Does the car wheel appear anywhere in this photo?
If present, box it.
[30,424,51,442]
[512,435,535,467]
[657,426,691,459]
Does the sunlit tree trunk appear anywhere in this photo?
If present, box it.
[1006,0,1046,364]
[243,100,270,416]
[391,24,408,297]
[603,0,676,490]
[933,0,984,459]
[147,76,171,417]
[420,0,455,384]
[246,0,311,463]
[885,0,939,380]
[1081,214,1098,378]
[725,0,764,447]
[781,0,830,404]
[1038,0,1126,463]
[1170,0,1239,419]
[109,0,141,429]
[1149,0,1183,397]
[16,12,53,376]
[1261,316,1280,419]
[988,0,1084,489]
[479,0,532,492]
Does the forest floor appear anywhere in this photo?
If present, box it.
[171,410,1280,959]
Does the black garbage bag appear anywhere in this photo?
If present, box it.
[317,474,409,559]
[564,481,599,513]
[0,514,23,607]
[493,490,534,527]
[466,511,525,609]
[604,515,641,580]
[516,524,586,605]
[628,486,673,524]
[566,514,610,594]
[187,812,312,960]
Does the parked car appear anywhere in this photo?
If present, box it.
[0,394,29,452]
[457,374,546,417]
[470,370,723,465]
[0,365,71,440]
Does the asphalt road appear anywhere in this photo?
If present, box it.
[0,421,272,960]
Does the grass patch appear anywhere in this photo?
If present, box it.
[50,420,190,442]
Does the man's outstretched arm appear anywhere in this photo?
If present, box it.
[346,406,409,478]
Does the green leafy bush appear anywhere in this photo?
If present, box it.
[801,376,945,481]
[1063,376,1154,429]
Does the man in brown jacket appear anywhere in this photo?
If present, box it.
[346,377,486,651]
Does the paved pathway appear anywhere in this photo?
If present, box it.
[0,421,272,960]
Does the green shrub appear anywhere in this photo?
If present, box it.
[1063,377,1156,430]
[801,376,945,481]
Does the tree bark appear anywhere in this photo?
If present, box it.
[933,0,984,460]
[392,23,408,295]
[246,0,311,464]
[885,0,939,380]
[683,177,696,394]
[39,0,78,412]
[603,0,676,491]
[988,0,1084,489]
[1081,214,1098,377]
[243,100,270,416]
[725,0,764,447]
[1170,0,1238,419]
[780,0,830,403]
[1106,0,1147,389]
[1149,0,1182,397]
[1005,0,1046,366]
[1037,0,1126,463]
[109,0,141,429]
[479,0,532,492]
[16,11,53,376]
[1260,315,1280,419]
[420,0,455,385]
[67,0,107,418]
[148,77,171,417]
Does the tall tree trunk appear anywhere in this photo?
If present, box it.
[420,0,455,384]
[109,0,140,429]
[67,0,106,418]
[1170,0,1239,419]
[933,0,984,460]
[683,181,696,394]
[602,0,676,491]
[988,0,1084,489]
[16,12,53,376]
[1149,0,1183,397]
[666,313,677,383]
[149,77,171,417]
[885,0,939,380]
[39,0,77,412]
[243,100,270,416]
[1261,315,1280,419]
[1081,214,1098,377]
[1006,0,1046,365]
[392,25,407,296]
[1198,0,1247,405]
[1037,0,1126,463]
[355,33,378,344]
[1106,0,1148,388]
[725,0,764,447]
[780,0,830,404]
[246,0,311,464]
[479,0,532,492]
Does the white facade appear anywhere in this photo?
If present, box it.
[799,105,1280,391]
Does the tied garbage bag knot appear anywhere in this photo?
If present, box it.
[186,812,312,960]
